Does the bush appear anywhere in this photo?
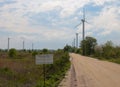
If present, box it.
[9,48,17,58]
[94,45,103,57]
[93,41,120,64]
[42,48,49,54]
[102,41,116,58]
[36,50,70,87]
[32,51,38,57]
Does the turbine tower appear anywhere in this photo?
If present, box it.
[82,8,85,40]
[23,40,25,50]
[81,8,86,55]
[75,8,87,40]
[76,33,79,48]
[75,8,88,55]
[8,37,10,52]
[32,43,34,51]
[73,38,75,48]
[21,37,25,51]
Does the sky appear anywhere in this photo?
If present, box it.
[0,0,120,49]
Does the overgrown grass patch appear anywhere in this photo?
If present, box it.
[0,50,70,87]
[91,55,120,64]
[36,50,70,87]
[107,58,120,64]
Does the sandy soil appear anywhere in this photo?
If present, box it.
[59,53,120,87]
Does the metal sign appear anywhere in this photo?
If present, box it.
[35,54,53,64]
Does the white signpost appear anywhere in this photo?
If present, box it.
[35,54,53,64]
[35,54,53,87]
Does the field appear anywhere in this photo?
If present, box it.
[0,50,70,87]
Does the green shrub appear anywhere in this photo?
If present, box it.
[32,51,38,57]
[9,48,17,58]
[35,50,70,87]
[42,48,49,54]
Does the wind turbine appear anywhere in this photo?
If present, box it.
[75,8,88,55]
[75,8,87,40]
[23,40,25,50]
[20,37,25,50]
[32,43,34,51]
[8,37,10,52]
[72,38,76,48]
[76,33,79,48]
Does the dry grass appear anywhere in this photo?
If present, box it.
[0,50,70,87]
[0,52,43,87]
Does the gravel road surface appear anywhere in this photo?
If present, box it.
[59,53,120,87]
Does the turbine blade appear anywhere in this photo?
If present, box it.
[75,22,82,28]
[85,21,91,25]
[83,8,85,20]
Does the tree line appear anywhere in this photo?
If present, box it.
[64,36,120,63]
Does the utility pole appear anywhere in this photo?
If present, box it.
[76,33,79,48]
[8,38,10,52]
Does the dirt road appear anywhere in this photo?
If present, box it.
[59,53,120,87]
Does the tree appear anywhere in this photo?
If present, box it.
[94,45,103,57]
[32,51,38,57]
[42,48,49,54]
[63,45,75,52]
[102,41,115,58]
[94,41,120,59]
[9,48,17,58]
[115,46,120,58]
[81,36,97,56]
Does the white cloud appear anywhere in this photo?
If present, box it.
[0,0,118,21]
[59,0,90,18]
[0,0,120,49]
[0,0,3,2]
[92,0,115,6]
[87,5,120,36]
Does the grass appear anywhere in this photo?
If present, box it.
[106,58,120,64]
[0,50,70,87]
[91,55,120,64]
[0,57,43,87]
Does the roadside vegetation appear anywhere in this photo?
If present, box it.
[0,49,70,87]
[93,41,120,64]
[64,36,120,64]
